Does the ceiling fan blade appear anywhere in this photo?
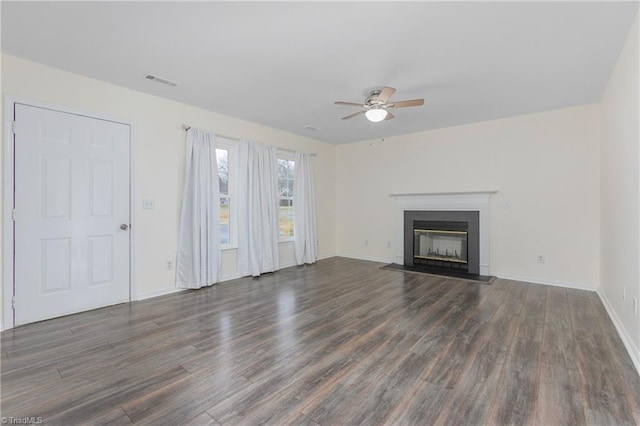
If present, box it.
[389,99,425,108]
[335,101,365,107]
[377,87,396,104]
[385,111,395,121]
[342,111,366,120]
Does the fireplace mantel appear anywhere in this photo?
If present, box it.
[391,191,497,275]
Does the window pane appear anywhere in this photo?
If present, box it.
[278,159,288,196]
[288,176,294,196]
[278,159,295,197]
[289,162,295,196]
[220,197,230,244]
[278,158,295,238]
[279,199,294,238]
[217,148,229,195]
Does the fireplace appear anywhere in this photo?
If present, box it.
[404,210,480,275]
[413,221,469,270]
[392,192,494,277]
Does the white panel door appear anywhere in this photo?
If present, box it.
[13,104,130,325]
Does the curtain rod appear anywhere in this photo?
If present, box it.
[182,124,317,157]
[182,124,239,142]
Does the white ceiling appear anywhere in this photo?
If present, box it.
[2,1,638,145]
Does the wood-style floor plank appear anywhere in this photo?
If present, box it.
[82,407,134,425]
[535,286,587,425]
[1,257,639,425]
[431,280,528,425]
[483,283,546,425]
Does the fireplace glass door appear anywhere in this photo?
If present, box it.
[414,229,468,264]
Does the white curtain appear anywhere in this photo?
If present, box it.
[237,141,280,276]
[294,152,317,265]
[176,128,221,289]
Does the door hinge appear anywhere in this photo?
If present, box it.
[12,297,15,310]
[11,209,16,222]
[11,121,16,134]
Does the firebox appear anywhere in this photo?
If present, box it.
[404,210,480,275]
[413,221,468,271]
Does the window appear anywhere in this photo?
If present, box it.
[215,143,292,246]
[216,148,230,244]
[278,154,295,240]
[216,137,237,247]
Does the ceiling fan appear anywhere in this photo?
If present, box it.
[335,87,424,122]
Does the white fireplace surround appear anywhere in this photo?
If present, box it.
[391,191,496,276]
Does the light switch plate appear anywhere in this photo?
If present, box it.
[143,199,156,210]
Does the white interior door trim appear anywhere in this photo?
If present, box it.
[2,95,136,330]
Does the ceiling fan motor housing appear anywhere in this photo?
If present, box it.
[365,90,383,107]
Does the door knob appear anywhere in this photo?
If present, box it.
[120,224,129,231]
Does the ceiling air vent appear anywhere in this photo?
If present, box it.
[144,74,179,87]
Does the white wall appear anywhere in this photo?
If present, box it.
[600,13,640,366]
[1,54,336,325]
[335,104,601,289]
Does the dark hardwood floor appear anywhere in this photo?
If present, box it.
[2,257,639,425]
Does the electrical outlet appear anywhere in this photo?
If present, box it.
[503,200,511,209]
[365,240,369,246]
[165,260,174,270]
[143,199,156,210]
[537,255,545,264]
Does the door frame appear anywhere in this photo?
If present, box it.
[3,95,136,330]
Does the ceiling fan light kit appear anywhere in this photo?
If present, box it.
[335,87,424,123]
[365,108,388,122]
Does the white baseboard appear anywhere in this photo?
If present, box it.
[597,289,640,374]
[333,257,597,291]
[317,253,336,261]
[220,273,243,282]
[282,252,337,265]
[136,287,186,301]
[493,273,595,291]
[139,258,332,297]
[137,270,260,296]
[199,255,339,287]
[279,261,297,269]
[334,252,395,264]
